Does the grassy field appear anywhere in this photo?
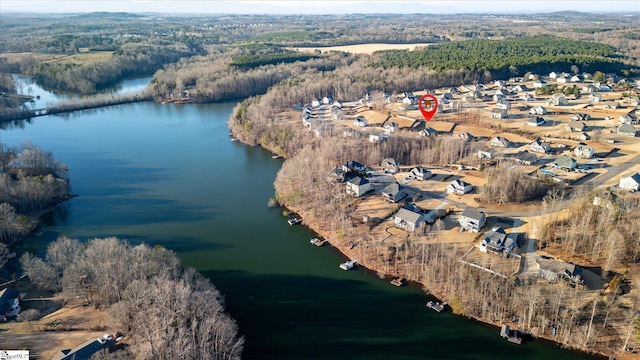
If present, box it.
[289,43,434,54]
[1,50,113,65]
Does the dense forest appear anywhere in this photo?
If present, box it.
[371,36,632,78]
[0,142,71,244]
[21,237,244,359]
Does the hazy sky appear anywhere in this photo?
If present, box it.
[1,0,639,14]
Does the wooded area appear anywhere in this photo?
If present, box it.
[20,237,244,359]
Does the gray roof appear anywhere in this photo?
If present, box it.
[395,208,423,224]
[618,123,636,135]
[536,257,582,277]
[461,208,485,221]
[382,182,402,197]
[553,155,576,169]
[52,339,106,360]
[482,227,508,250]
[347,176,369,186]
[382,158,399,167]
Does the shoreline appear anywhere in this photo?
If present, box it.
[231,132,610,359]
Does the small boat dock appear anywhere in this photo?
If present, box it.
[288,217,302,225]
[390,277,405,287]
[500,324,523,344]
[310,238,327,246]
[426,301,446,312]
[339,258,358,270]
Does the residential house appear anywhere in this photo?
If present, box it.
[492,93,505,102]
[331,107,345,121]
[446,179,473,195]
[354,116,367,127]
[588,93,601,103]
[419,127,437,137]
[382,182,408,203]
[600,101,620,109]
[536,257,583,285]
[491,136,512,148]
[519,93,534,101]
[599,84,612,92]
[490,108,508,119]
[494,80,506,87]
[530,139,551,154]
[454,131,474,141]
[549,72,559,79]
[311,98,321,107]
[576,132,591,141]
[459,208,486,233]
[546,93,568,106]
[619,173,640,191]
[552,155,577,171]
[618,123,636,137]
[369,133,389,143]
[619,113,638,124]
[479,227,516,256]
[477,147,495,160]
[529,106,547,115]
[526,116,546,127]
[341,160,367,173]
[511,151,538,165]
[571,113,590,121]
[532,80,548,88]
[574,144,594,159]
[410,167,432,180]
[514,84,529,92]
[322,96,333,105]
[52,338,110,360]
[582,85,598,94]
[570,75,583,82]
[394,207,424,232]
[556,74,568,84]
[496,99,511,110]
[332,100,342,108]
[383,122,398,134]
[566,121,587,132]
[381,158,400,174]
[0,288,22,320]
[441,92,454,104]
[346,177,372,197]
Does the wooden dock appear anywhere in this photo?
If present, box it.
[390,277,405,287]
[500,324,523,344]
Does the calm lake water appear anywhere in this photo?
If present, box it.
[1,79,599,359]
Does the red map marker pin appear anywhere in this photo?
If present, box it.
[418,94,438,122]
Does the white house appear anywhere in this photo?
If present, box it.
[0,288,22,320]
[549,72,558,79]
[354,116,367,127]
[346,177,372,197]
[311,99,321,107]
[394,207,424,232]
[619,173,640,192]
[459,208,486,233]
[496,99,511,110]
[530,139,551,154]
[382,158,400,174]
[532,80,548,88]
[491,136,512,148]
[446,179,472,195]
[410,167,432,180]
[369,133,388,143]
[574,144,594,159]
[490,108,508,119]
[582,85,599,94]
[383,122,398,134]
[566,121,587,132]
[322,96,333,105]
[529,106,547,115]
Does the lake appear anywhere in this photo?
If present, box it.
[1,78,598,359]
